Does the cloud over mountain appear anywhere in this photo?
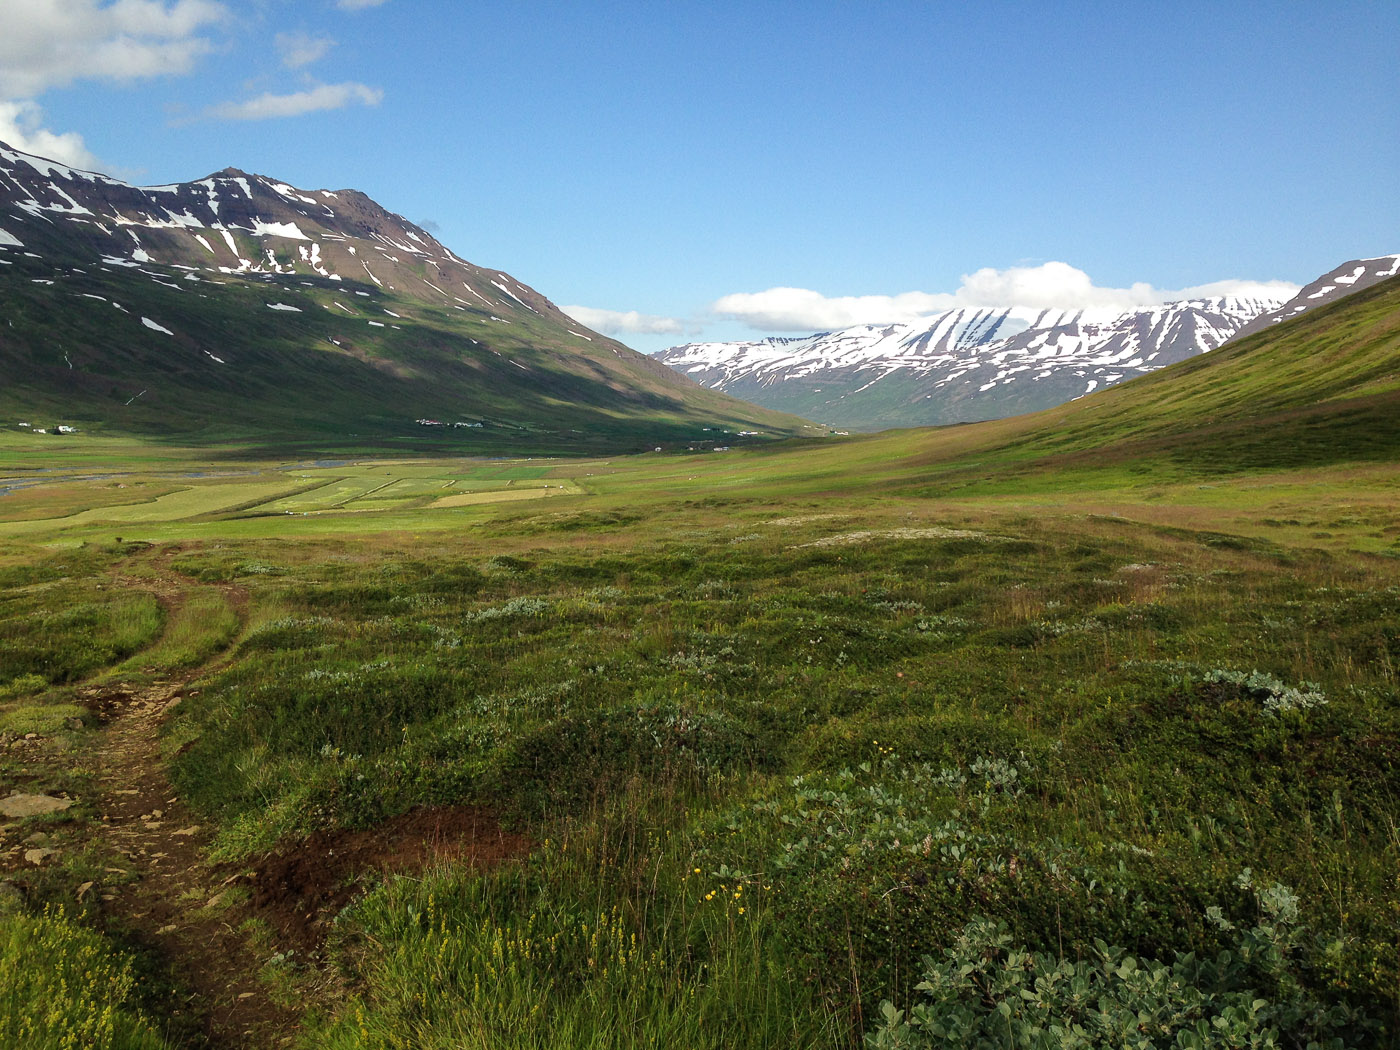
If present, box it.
[0,0,225,97]
[0,100,98,169]
[562,305,685,336]
[712,288,956,331]
[713,263,1299,333]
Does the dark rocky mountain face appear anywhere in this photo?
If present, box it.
[0,145,557,314]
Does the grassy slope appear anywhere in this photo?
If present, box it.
[976,274,1400,470]
[0,237,812,454]
[0,276,1397,1048]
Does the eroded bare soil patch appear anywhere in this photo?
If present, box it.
[249,806,530,950]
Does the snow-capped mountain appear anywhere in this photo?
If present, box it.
[1231,255,1400,341]
[0,141,561,314]
[0,141,803,445]
[656,295,1292,430]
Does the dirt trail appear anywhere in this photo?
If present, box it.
[78,560,304,1048]
[58,551,528,1048]
[0,545,534,1046]
[82,679,302,1047]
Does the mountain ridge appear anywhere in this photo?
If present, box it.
[1231,254,1400,340]
[0,141,810,450]
[655,291,1296,430]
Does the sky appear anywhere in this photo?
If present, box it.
[2,0,1396,352]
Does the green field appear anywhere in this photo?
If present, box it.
[0,460,591,535]
[0,279,1397,1049]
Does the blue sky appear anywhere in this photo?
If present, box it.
[3,0,1396,351]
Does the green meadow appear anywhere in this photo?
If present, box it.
[0,279,1397,1048]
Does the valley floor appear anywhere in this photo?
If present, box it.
[1,443,1397,1048]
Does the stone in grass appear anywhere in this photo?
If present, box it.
[0,793,73,818]
[24,847,56,865]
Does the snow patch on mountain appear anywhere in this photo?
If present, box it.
[250,220,309,240]
[662,297,1286,388]
[657,294,1294,429]
[1231,255,1399,340]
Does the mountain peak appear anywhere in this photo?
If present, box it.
[655,296,1296,431]
[0,143,805,447]
[0,144,482,289]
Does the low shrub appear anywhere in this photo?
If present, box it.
[868,881,1371,1049]
[491,703,766,812]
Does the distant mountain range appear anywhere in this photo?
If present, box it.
[0,142,807,449]
[655,256,1399,431]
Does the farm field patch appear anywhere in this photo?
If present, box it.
[427,481,582,508]
[0,477,305,535]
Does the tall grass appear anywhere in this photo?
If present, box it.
[0,907,172,1050]
[308,805,837,1050]
[159,529,1397,1044]
[118,589,240,673]
[0,586,161,690]
[3,483,1398,1046]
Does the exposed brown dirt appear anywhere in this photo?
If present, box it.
[79,676,303,1048]
[248,805,530,952]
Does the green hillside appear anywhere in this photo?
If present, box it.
[0,271,1396,1048]
[813,273,1400,500]
[0,251,812,455]
[1015,273,1400,469]
[0,146,813,455]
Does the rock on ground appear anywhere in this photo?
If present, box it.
[0,793,74,818]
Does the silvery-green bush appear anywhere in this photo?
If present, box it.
[866,882,1358,1049]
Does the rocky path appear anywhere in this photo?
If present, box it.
[80,674,303,1048]
[3,551,526,1047]
[1,555,306,1048]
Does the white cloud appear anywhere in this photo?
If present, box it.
[0,100,99,168]
[0,0,226,97]
[954,261,1157,311]
[711,288,957,331]
[561,305,685,336]
[206,81,383,120]
[337,0,389,8]
[713,262,1300,332]
[275,32,334,69]
[1171,278,1302,301]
